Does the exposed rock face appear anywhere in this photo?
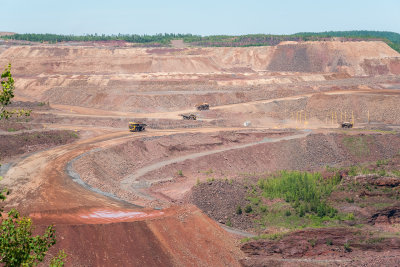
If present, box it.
[369,206,400,225]
[0,41,398,112]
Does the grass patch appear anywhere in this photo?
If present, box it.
[203,168,214,175]
[258,171,340,218]
[343,136,372,157]
[346,164,390,177]
[206,177,215,183]
[37,102,47,106]
[241,232,286,243]
[366,237,385,244]
[371,202,394,209]
[247,196,261,206]
[376,159,389,167]
[392,170,400,177]
[246,171,359,229]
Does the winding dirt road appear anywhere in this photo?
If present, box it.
[120,130,311,201]
[2,88,394,218]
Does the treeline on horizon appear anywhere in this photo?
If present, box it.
[1,31,399,52]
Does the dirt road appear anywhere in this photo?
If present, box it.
[120,130,311,201]
[1,126,247,213]
[31,89,384,121]
[4,85,400,217]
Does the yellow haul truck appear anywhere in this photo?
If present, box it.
[129,122,147,132]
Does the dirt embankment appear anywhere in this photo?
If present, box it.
[267,41,400,75]
[37,205,243,267]
[146,132,400,194]
[1,41,397,75]
[240,227,400,267]
[0,130,78,163]
[72,130,285,203]
[189,180,255,230]
[72,131,400,206]
[0,41,398,112]
[209,89,400,127]
[0,129,245,266]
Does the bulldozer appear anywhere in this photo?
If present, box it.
[129,122,147,132]
[341,122,353,129]
[196,103,209,111]
[180,114,197,120]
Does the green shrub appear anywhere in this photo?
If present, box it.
[248,196,260,205]
[285,210,292,216]
[345,213,355,220]
[70,132,79,138]
[260,205,268,213]
[348,165,358,176]
[236,205,242,215]
[377,169,387,177]
[326,239,333,246]
[244,205,253,213]
[344,242,352,252]
[376,159,389,167]
[177,170,183,176]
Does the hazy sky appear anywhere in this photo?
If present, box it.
[3,0,400,35]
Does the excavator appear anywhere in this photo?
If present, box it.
[129,122,147,132]
[341,122,353,128]
[180,114,197,120]
[196,103,209,111]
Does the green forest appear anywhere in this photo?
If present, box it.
[1,31,400,52]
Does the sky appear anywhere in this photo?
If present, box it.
[2,0,400,35]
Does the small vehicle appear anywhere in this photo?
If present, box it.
[341,122,353,128]
[129,122,147,132]
[196,103,209,111]
[180,114,197,120]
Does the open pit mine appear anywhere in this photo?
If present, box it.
[1,39,400,266]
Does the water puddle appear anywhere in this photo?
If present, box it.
[80,210,164,220]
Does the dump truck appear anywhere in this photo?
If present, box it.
[129,122,147,132]
[180,114,197,120]
[341,122,353,128]
[196,103,209,111]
